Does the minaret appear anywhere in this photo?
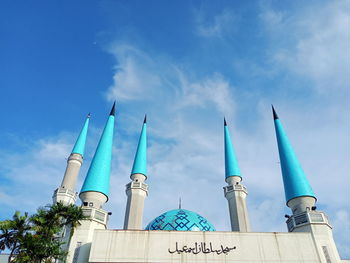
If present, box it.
[272,106,341,261]
[124,115,149,230]
[223,118,250,232]
[53,114,90,205]
[272,106,316,215]
[64,103,115,263]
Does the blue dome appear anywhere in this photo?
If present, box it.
[145,209,216,231]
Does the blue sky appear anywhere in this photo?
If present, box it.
[1,0,350,258]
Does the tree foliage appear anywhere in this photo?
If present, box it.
[0,203,85,263]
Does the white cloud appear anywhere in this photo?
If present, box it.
[0,191,13,206]
[105,43,236,121]
[261,0,350,93]
[259,8,284,28]
[0,137,70,214]
[333,210,350,256]
[106,45,163,101]
[195,9,238,38]
[0,128,101,216]
[176,71,235,118]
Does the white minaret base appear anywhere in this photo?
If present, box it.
[285,196,341,262]
[224,176,251,232]
[62,207,109,263]
[123,173,148,230]
[62,191,109,263]
[286,210,341,262]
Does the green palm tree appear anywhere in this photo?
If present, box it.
[0,204,85,263]
[0,211,30,263]
[28,203,85,263]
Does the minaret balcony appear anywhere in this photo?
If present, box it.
[52,187,78,204]
[126,181,148,192]
[286,211,332,232]
[54,187,77,198]
[223,184,248,195]
[81,207,109,225]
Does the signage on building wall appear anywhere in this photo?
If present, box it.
[168,242,236,255]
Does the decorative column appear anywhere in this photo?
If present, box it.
[124,115,148,230]
[53,114,90,205]
[223,118,250,232]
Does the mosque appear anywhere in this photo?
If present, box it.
[23,103,350,262]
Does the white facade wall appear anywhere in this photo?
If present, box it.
[0,255,9,263]
[88,230,338,263]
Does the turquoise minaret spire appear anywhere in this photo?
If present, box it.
[80,102,116,200]
[224,118,241,178]
[272,106,316,205]
[53,113,91,205]
[131,115,147,177]
[71,113,90,156]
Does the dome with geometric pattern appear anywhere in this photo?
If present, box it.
[145,209,216,231]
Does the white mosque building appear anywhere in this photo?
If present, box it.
[2,103,348,263]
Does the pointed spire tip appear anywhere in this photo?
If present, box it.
[87,112,91,118]
[272,105,279,120]
[224,117,227,126]
[110,101,116,116]
[143,114,147,123]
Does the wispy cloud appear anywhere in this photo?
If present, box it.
[0,191,13,206]
[105,43,236,120]
[0,136,72,214]
[194,8,238,38]
[333,210,350,256]
[0,128,101,217]
[106,45,163,101]
[261,0,350,93]
[176,71,235,117]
